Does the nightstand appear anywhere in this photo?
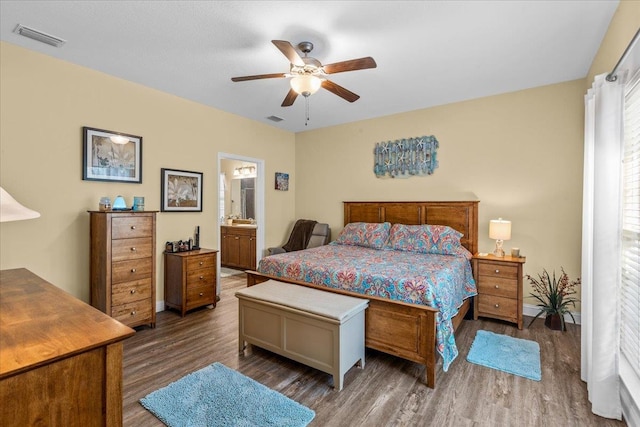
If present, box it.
[472,253,526,329]
[164,248,218,316]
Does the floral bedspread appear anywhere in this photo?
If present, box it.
[257,243,477,371]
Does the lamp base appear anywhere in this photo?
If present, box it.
[493,239,505,257]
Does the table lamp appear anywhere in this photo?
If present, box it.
[489,218,511,257]
[0,187,40,222]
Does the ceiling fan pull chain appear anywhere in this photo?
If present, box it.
[305,96,310,126]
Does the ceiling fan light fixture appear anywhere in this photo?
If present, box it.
[290,75,321,97]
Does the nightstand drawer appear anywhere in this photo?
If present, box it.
[477,294,517,319]
[477,276,518,298]
[187,254,216,271]
[478,263,518,279]
[186,269,215,287]
[186,285,215,309]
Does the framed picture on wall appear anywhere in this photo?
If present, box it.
[275,172,289,191]
[161,168,203,212]
[82,127,143,183]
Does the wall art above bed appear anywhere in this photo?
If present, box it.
[373,135,439,178]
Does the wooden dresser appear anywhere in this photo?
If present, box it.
[0,268,135,427]
[221,225,256,270]
[89,211,157,328]
[472,254,526,329]
[164,248,218,316]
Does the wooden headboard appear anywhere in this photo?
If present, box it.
[343,201,479,255]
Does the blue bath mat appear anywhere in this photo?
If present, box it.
[467,330,541,381]
[140,362,315,426]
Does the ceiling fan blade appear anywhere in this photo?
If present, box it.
[323,57,377,74]
[231,73,287,82]
[321,80,360,103]
[272,40,305,67]
[281,88,299,107]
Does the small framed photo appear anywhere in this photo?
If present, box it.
[275,172,289,191]
[82,127,142,183]
[161,168,203,212]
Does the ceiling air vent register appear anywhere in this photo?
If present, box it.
[13,24,66,47]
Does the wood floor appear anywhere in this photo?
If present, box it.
[123,273,627,427]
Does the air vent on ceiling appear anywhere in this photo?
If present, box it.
[13,24,66,47]
[267,116,284,122]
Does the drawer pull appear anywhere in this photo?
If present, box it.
[199,275,204,280]
[199,292,204,296]
[131,226,136,230]
[494,304,500,308]
[235,236,239,240]
[495,269,500,274]
[199,261,204,266]
[495,285,500,289]
[130,289,136,294]
[131,268,136,273]
[130,311,136,316]
[131,247,137,252]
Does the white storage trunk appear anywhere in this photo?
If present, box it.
[236,279,369,391]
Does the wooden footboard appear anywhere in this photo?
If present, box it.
[246,271,470,388]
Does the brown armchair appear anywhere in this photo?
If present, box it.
[268,220,331,255]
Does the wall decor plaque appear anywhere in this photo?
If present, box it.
[373,135,439,178]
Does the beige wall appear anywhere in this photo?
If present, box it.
[295,80,586,305]
[0,42,296,302]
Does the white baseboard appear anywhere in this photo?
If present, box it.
[156,301,165,312]
[522,303,581,326]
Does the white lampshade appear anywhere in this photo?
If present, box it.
[290,75,322,96]
[489,218,511,240]
[0,187,40,222]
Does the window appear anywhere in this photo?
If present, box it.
[621,71,640,380]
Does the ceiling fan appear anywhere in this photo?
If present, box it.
[231,40,377,107]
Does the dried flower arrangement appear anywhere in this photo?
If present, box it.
[526,267,580,331]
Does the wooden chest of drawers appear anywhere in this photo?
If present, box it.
[472,254,526,329]
[1,268,135,427]
[89,211,157,328]
[164,248,218,316]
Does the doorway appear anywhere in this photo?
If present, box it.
[217,153,265,289]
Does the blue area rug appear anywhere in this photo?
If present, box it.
[467,330,541,381]
[140,362,315,427]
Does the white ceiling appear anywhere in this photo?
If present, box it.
[0,1,619,133]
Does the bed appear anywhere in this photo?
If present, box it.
[247,200,479,388]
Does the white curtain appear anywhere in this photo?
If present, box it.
[581,73,624,419]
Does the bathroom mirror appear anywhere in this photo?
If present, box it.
[230,177,255,219]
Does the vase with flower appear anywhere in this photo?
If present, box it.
[526,267,580,331]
